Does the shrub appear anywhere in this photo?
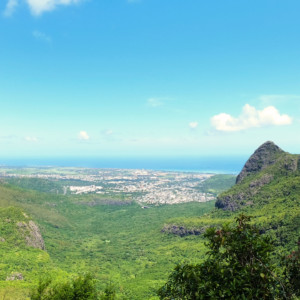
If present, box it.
[283,239,300,298]
[30,273,98,300]
[158,214,286,299]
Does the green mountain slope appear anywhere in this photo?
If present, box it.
[167,141,300,251]
[0,206,58,300]
[0,181,216,299]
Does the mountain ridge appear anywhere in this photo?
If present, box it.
[216,141,300,211]
[236,141,285,184]
[164,141,300,251]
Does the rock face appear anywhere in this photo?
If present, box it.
[236,141,284,184]
[216,141,299,211]
[161,224,207,237]
[6,272,24,281]
[17,220,45,250]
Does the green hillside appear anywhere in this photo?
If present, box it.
[167,141,300,252]
[0,182,217,299]
[1,142,299,298]
[195,174,236,196]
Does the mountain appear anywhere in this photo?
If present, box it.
[213,141,300,249]
[216,141,300,211]
[165,141,300,250]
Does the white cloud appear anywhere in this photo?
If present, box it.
[147,97,164,108]
[189,122,198,129]
[78,130,89,140]
[3,0,18,17]
[211,104,292,132]
[24,136,38,142]
[27,0,82,15]
[4,0,83,16]
[32,30,52,43]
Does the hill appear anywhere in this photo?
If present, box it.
[166,141,300,251]
[0,178,216,299]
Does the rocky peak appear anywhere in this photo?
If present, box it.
[236,141,284,184]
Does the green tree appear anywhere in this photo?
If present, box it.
[30,273,98,300]
[158,214,285,299]
[100,284,116,300]
[283,239,300,298]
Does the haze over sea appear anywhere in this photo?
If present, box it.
[0,156,246,174]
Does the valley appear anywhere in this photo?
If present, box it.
[0,169,234,299]
[0,142,299,299]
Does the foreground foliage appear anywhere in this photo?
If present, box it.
[158,214,299,299]
[283,239,300,298]
[30,273,117,300]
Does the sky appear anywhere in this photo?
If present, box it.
[1,0,300,159]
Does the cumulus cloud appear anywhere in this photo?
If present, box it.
[32,30,52,43]
[78,131,89,140]
[24,136,38,142]
[3,0,18,17]
[211,104,292,132]
[189,122,198,129]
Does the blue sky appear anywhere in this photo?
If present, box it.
[1,0,300,158]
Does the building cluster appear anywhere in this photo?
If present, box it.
[0,168,215,204]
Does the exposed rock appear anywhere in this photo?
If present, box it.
[6,272,24,281]
[161,224,208,237]
[17,220,45,250]
[283,157,298,172]
[236,141,284,184]
[215,193,245,211]
[0,237,5,242]
[249,174,273,189]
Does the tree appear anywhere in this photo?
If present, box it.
[30,273,98,300]
[283,239,300,298]
[158,214,286,299]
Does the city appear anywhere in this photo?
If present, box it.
[0,167,215,205]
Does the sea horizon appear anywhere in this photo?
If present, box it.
[0,155,247,174]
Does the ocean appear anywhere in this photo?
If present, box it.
[0,156,247,174]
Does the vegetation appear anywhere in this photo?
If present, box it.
[0,182,215,299]
[195,174,236,196]
[0,144,299,299]
[283,239,300,298]
[158,143,300,299]
[167,146,300,252]
[30,273,98,300]
[158,214,299,300]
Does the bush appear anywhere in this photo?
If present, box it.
[284,239,300,298]
[30,273,98,300]
[158,214,287,299]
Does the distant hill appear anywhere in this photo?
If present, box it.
[195,174,236,196]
